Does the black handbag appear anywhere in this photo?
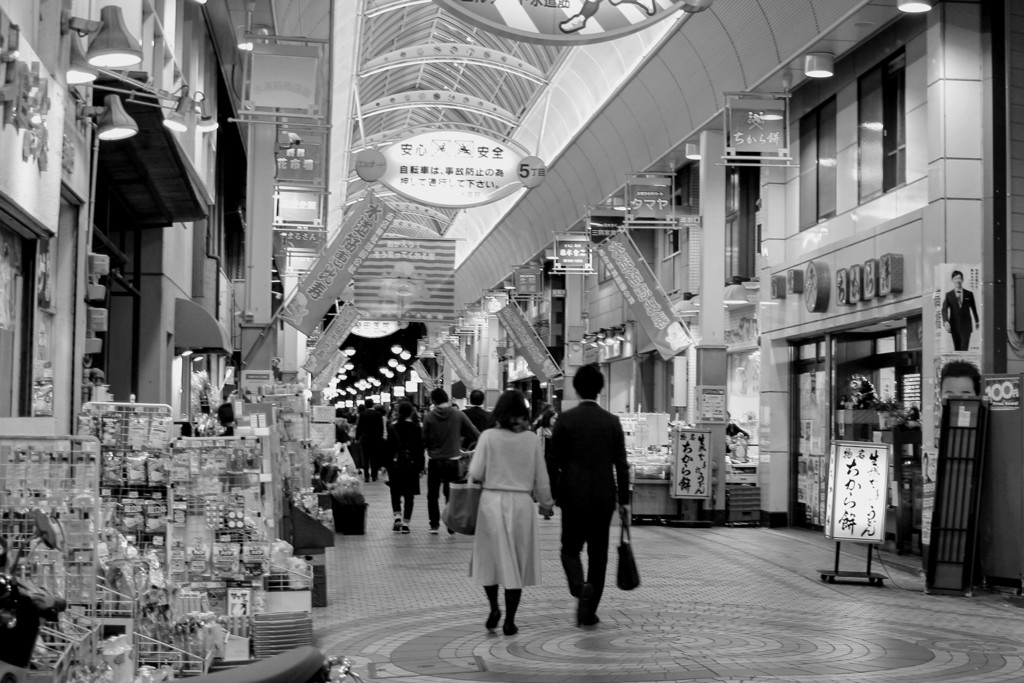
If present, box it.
[616,523,640,591]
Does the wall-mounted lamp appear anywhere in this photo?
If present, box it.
[194,92,218,132]
[80,94,138,140]
[723,283,749,305]
[897,0,932,12]
[803,52,834,79]
[66,35,97,84]
[163,86,192,133]
[62,6,142,69]
[685,142,701,160]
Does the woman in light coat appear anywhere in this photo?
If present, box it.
[468,390,555,635]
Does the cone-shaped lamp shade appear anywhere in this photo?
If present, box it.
[897,0,932,11]
[723,283,749,304]
[87,6,142,68]
[96,94,138,140]
[685,142,701,160]
[163,90,191,133]
[196,99,218,132]
[803,52,834,78]
[67,35,97,85]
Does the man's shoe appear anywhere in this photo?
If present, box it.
[392,519,402,533]
[401,524,411,534]
[447,527,456,535]
[577,583,596,625]
[579,614,601,627]
[429,526,439,535]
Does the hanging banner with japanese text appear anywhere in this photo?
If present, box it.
[311,350,348,391]
[594,232,693,361]
[354,238,457,322]
[671,429,711,500]
[495,301,562,382]
[302,303,360,376]
[411,360,437,391]
[824,441,890,543]
[280,190,397,336]
[440,341,480,390]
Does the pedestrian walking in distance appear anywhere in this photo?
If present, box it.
[422,388,480,533]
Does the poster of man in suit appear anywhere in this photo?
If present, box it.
[933,264,982,354]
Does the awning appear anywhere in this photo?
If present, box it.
[96,90,209,227]
[175,298,231,355]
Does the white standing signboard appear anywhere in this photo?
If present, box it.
[824,441,891,543]
[671,429,712,500]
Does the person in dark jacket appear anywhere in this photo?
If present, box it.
[422,388,480,533]
[462,389,492,447]
[550,364,630,627]
[356,398,387,482]
[388,401,426,534]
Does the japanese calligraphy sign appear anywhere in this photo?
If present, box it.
[495,301,562,382]
[594,232,693,360]
[281,190,397,336]
[626,177,674,224]
[553,236,593,273]
[671,429,711,500]
[358,130,545,208]
[302,303,360,376]
[433,0,702,46]
[439,341,481,390]
[723,93,791,165]
[824,441,890,543]
[354,238,457,322]
[311,349,348,391]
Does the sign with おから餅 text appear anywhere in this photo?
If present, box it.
[824,441,890,543]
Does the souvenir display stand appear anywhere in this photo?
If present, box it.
[0,435,104,683]
[617,413,676,522]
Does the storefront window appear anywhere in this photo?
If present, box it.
[793,340,828,529]
[0,225,28,416]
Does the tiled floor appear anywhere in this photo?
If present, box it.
[313,482,1024,682]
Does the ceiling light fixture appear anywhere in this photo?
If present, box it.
[391,344,403,354]
[66,35,98,85]
[685,142,701,160]
[804,52,834,79]
[723,283,749,305]
[84,6,143,68]
[195,92,218,132]
[81,94,138,140]
[897,0,932,12]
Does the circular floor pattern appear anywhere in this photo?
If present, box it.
[316,601,1024,682]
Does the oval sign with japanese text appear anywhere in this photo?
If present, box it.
[433,0,703,46]
[362,130,544,209]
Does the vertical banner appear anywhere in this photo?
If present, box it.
[311,350,348,390]
[302,303,360,375]
[439,342,481,389]
[595,232,693,360]
[933,263,982,354]
[354,238,457,321]
[495,301,562,382]
[672,429,711,499]
[411,360,437,391]
[280,190,397,335]
[824,441,891,543]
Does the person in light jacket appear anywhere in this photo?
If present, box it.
[468,390,554,636]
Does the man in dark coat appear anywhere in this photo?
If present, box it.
[355,398,386,482]
[551,363,630,627]
[461,389,491,447]
[941,269,979,351]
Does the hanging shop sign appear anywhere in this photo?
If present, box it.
[276,128,326,188]
[243,43,326,120]
[824,441,891,543]
[439,341,481,390]
[671,429,711,500]
[280,190,397,336]
[353,238,456,322]
[351,320,406,338]
[625,175,674,226]
[496,301,562,382]
[723,92,791,166]
[354,130,545,208]
[482,290,509,314]
[553,235,593,273]
[432,0,703,46]
[803,261,830,313]
[589,210,624,244]
[514,266,542,295]
[302,302,360,376]
[274,190,324,226]
[594,232,693,360]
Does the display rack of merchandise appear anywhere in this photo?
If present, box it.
[0,436,104,683]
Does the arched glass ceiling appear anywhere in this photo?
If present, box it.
[356,0,566,147]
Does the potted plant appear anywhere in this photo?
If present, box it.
[873,396,908,430]
[328,475,367,535]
